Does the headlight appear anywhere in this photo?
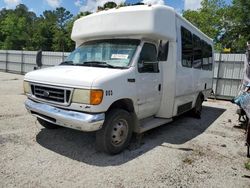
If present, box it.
[72,89,90,104]
[72,89,103,105]
[23,81,31,94]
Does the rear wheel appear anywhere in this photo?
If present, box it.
[37,118,61,129]
[191,94,203,119]
[96,109,133,155]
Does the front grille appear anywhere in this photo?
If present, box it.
[30,84,71,105]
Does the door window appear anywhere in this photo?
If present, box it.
[138,43,159,73]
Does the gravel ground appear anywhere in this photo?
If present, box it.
[0,71,250,188]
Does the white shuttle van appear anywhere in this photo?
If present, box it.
[24,5,214,154]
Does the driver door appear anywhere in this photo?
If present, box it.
[136,42,162,119]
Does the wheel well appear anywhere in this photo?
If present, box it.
[108,99,135,113]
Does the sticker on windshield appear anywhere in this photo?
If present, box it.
[111,54,129,59]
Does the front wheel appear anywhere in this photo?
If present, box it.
[191,94,203,119]
[96,109,133,155]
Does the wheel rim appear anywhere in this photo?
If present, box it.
[111,119,129,146]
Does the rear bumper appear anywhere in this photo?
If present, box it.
[25,99,105,132]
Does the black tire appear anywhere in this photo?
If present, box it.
[37,118,61,129]
[96,109,133,155]
[191,94,203,119]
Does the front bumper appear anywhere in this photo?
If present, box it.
[25,99,105,132]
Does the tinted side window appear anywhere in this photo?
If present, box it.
[193,34,202,69]
[138,43,158,73]
[208,45,213,70]
[181,27,193,68]
[202,41,213,71]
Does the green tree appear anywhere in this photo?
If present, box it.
[183,0,228,52]
[98,1,119,11]
[0,4,75,51]
[0,4,37,50]
[104,2,117,9]
[52,7,73,51]
[76,11,91,19]
[220,0,250,52]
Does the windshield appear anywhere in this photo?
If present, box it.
[63,39,140,68]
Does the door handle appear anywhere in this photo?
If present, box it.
[158,84,161,91]
[127,78,135,83]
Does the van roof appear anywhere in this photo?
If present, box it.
[71,5,212,46]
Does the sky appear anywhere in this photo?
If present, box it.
[0,0,232,16]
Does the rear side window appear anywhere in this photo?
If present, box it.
[181,27,193,67]
[202,41,213,71]
[208,45,213,70]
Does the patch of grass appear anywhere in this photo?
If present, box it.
[245,161,250,170]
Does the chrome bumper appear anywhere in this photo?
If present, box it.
[25,99,105,132]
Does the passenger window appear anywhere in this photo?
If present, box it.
[193,34,202,69]
[138,43,159,73]
[202,41,213,71]
[181,27,193,68]
[202,41,209,70]
[181,26,213,71]
[208,45,213,70]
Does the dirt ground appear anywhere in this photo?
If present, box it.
[0,71,250,188]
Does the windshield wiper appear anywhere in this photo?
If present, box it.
[80,61,126,69]
[60,61,74,65]
[60,61,127,69]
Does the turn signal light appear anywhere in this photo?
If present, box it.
[90,90,103,105]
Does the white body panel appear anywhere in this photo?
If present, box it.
[172,16,213,116]
[136,70,162,119]
[71,5,176,46]
[156,41,177,118]
[25,66,138,113]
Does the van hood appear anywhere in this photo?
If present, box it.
[24,65,126,88]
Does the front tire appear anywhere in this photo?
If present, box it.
[37,118,61,129]
[96,109,133,155]
[191,94,203,119]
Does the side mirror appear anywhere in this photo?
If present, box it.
[138,60,144,72]
[158,41,169,61]
[138,60,159,73]
[36,50,42,68]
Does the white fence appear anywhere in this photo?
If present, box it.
[213,53,245,100]
[0,50,70,74]
[0,50,246,100]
